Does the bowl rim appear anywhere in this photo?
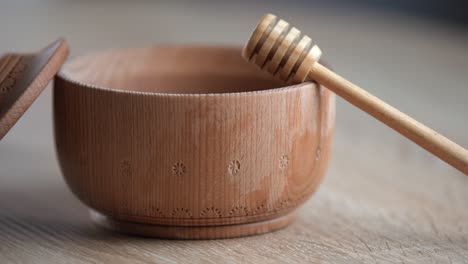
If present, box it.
[56,45,318,98]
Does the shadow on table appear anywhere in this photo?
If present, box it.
[0,180,258,245]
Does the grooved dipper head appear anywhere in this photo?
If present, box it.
[242,14,322,84]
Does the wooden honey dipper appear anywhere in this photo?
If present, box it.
[242,14,468,175]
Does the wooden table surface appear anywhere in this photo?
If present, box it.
[1,1,468,263]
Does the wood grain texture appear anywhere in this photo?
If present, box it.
[53,46,335,238]
[2,135,468,263]
[0,39,68,140]
[243,14,468,175]
[2,2,468,263]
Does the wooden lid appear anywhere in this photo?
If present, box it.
[0,39,69,140]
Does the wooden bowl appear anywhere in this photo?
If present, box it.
[53,46,335,239]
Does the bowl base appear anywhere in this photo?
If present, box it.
[90,210,296,239]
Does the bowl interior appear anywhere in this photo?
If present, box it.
[60,46,285,94]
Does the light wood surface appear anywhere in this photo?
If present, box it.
[1,1,468,263]
[243,14,468,175]
[54,46,335,238]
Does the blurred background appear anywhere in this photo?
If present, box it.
[2,0,468,214]
[1,1,468,262]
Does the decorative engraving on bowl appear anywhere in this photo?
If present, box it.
[200,207,222,218]
[12,60,26,74]
[114,153,315,220]
[0,77,15,94]
[274,198,293,212]
[142,205,164,217]
[229,206,249,217]
[228,160,241,176]
[252,203,267,215]
[0,58,26,95]
[172,162,186,176]
[171,208,192,218]
[279,155,289,169]
[119,160,132,178]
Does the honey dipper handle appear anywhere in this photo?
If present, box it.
[309,62,468,175]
